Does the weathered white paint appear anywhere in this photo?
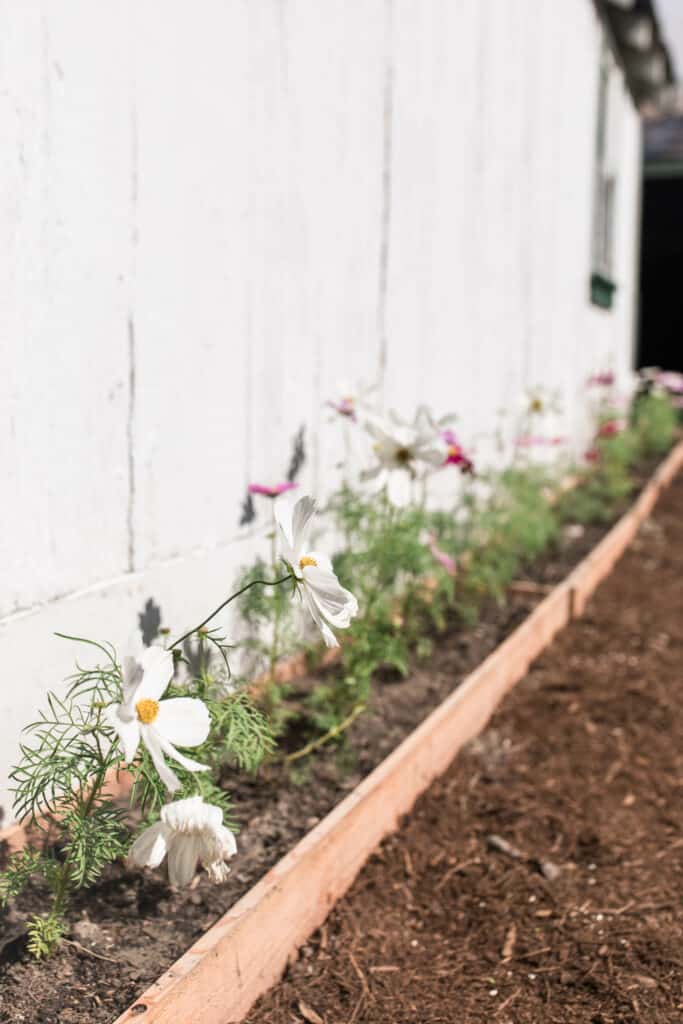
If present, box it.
[0,0,643,822]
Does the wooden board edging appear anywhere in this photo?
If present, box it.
[112,438,683,1024]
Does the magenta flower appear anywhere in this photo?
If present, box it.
[441,430,474,474]
[588,371,615,388]
[584,447,600,464]
[248,481,299,498]
[597,419,621,439]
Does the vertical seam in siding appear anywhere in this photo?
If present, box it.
[377,0,394,384]
[126,316,136,573]
[127,97,138,573]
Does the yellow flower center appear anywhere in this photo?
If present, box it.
[136,698,160,725]
[448,444,462,460]
[299,556,318,570]
[530,398,544,413]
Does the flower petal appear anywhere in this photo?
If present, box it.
[274,498,296,563]
[160,795,209,832]
[360,464,383,482]
[304,568,358,627]
[386,471,412,508]
[217,824,238,860]
[417,443,449,467]
[105,704,141,764]
[128,821,169,870]
[301,587,339,648]
[141,728,181,793]
[167,835,200,887]
[302,550,333,573]
[291,495,317,554]
[121,657,144,702]
[155,697,210,748]
[137,646,174,702]
[204,803,225,832]
[154,731,211,774]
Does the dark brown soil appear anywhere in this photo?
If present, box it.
[0,464,675,1024]
[245,473,683,1024]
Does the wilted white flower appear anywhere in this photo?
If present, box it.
[106,646,210,793]
[361,407,446,506]
[128,795,237,887]
[276,495,358,648]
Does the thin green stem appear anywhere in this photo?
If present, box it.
[49,750,112,927]
[269,506,282,675]
[284,703,366,765]
[168,575,294,651]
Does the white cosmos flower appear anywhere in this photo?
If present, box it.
[128,795,237,887]
[275,495,358,648]
[361,407,446,506]
[106,646,210,793]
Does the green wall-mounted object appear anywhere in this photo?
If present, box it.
[590,271,617,310]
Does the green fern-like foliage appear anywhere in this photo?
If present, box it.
[61,802,129,888]
[26,912,66,960]
[0,637,127,953]
[0,848,44,906]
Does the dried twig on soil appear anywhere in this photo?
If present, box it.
[62,939,120,964]
[297,1000,324,1024]
[486,833,561,881]
[495,987,521,1016]
[348,951,371,1000]
[501,924,517,960]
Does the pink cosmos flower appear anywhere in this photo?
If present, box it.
[248,481,299,498]
[597,419,622,439]
[426,532,457,577]
[657,371,683,394]
[441,430,475,474]
[588,371,615,388]
[327,397,356,420]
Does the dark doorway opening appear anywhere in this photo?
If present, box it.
[638,116,683,372]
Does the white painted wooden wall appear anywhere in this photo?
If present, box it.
[0,0,642,822]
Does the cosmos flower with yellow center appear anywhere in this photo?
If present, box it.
[361,409,446,506]
[276,495,358,648]
[106,647,210,793]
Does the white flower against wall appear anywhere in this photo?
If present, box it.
[128,795,237,886]
[361,408,446,506]
[106,646,210,793]
[276,495,358,648]
[522,386,563,419]
[326,378,379,423]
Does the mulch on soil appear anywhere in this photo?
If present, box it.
[245,474,683,1024]
[0,464,677,1024]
